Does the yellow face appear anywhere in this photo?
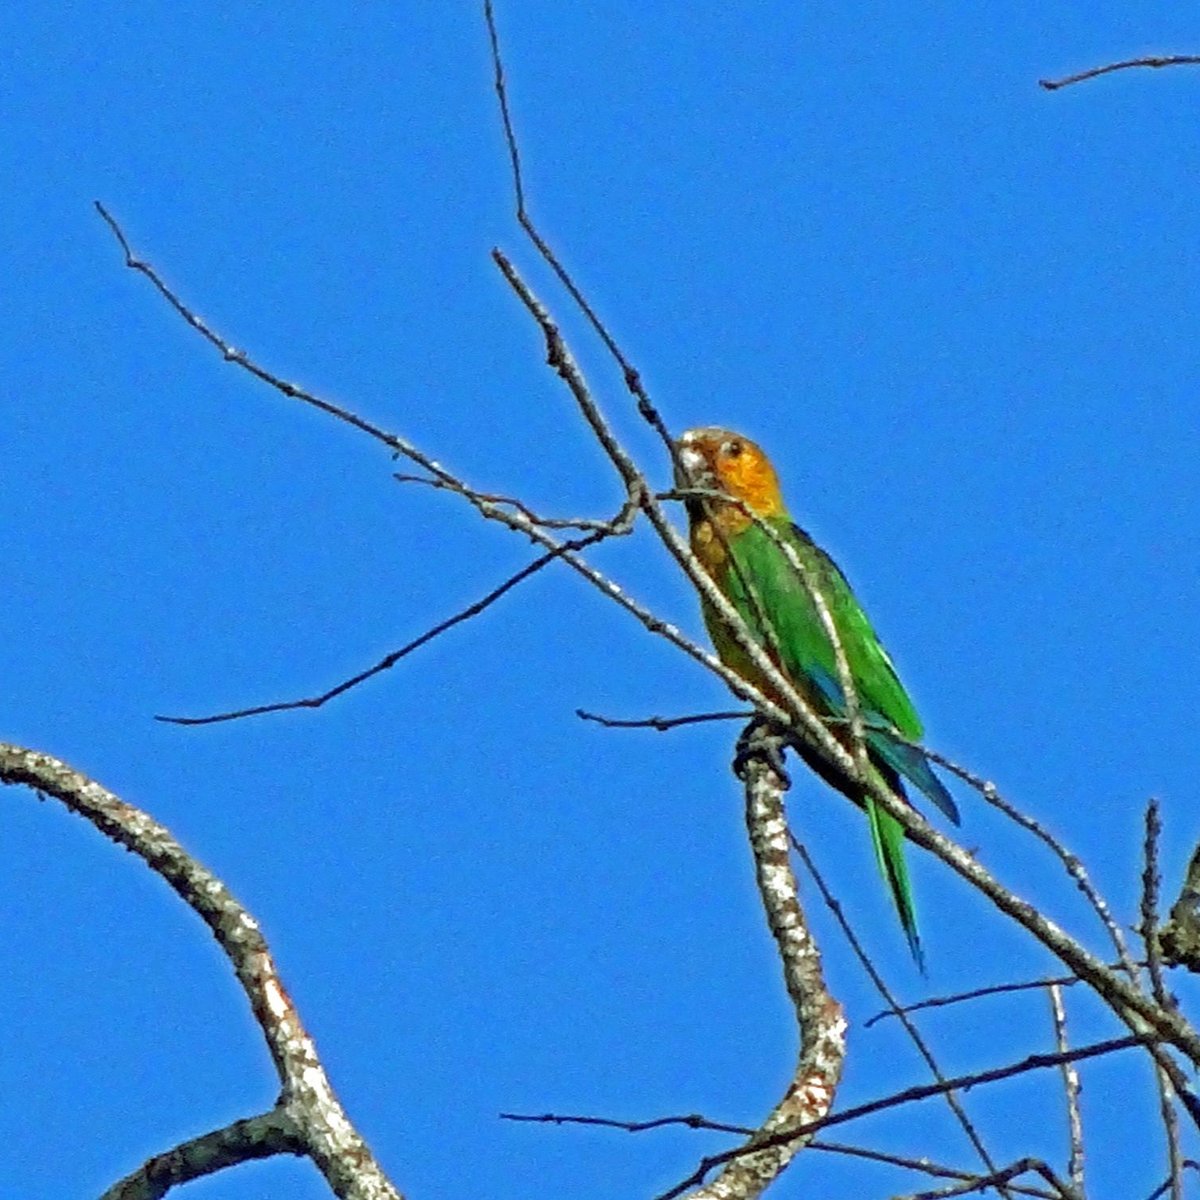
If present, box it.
[676,426,784,518]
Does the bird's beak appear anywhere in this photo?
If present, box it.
[674,440,707,487]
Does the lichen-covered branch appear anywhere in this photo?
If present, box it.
[100,1109,302,1200]
[0,744,401,1200]
[676,741,846,1200]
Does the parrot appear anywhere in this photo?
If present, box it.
[675,425,959,970]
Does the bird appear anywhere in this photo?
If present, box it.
[675,425,959,969]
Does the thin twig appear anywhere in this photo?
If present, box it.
[662,1036,1143,1198]
[905,1157,1081,1200]
[1040,56,1200,92]
[1047,984,1084,1194]
[483,0,676,453]
[1144,1160,1200,1200]
[866,966,1137,1028]
[812,1143,1056,1199]
[393,472,620,531]
[576,707,748,732]
[794,837,1009,1193]
[501,1112,1053,1197]
[1142,800,1170,1007]
[916,743,1135,976]
[158,527,619,724]
[500,1111,751,1137]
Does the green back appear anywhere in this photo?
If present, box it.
[718,516,923,738]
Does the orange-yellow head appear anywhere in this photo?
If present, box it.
[675,427,787,525]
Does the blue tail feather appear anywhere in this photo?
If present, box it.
[867,729,960,825]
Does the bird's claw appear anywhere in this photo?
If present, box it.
[733,720,791,787]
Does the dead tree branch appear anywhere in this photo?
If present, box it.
[1046,985,1083,1194]
[0,743,400,1200]
[679,737,846,1199]
[1040,56,1200,91]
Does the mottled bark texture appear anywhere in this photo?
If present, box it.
[0,744,402,1200]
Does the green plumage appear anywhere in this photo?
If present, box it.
[704,516,958,970]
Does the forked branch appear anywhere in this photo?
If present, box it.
[0,743,401,1200]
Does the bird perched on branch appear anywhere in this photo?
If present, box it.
[675,426,959,970]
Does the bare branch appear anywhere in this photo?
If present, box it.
[95,200,428,465]
[904,1157,1081,1200]
[103,190,1200,1092]
[865,965,1143,1029]
[99,196,1200,1101]
[812,1143,1056,1199]
[489,247,823,739]
[100,1109,302,1200]
[503,1108,1059,1199]
[677,738,846,1200]
[94,206,792,737]
[158,526,621,725]
[575,707,748,732]
[0,744,400,1199]
[1046,985,1084,1195]
[1139,800,1187,1194]
[916,743,1135,974]
[503,1111,1057,1197]
[1040,56,1200,92]
[392,472,621,530]
[1145,1160,1200,1200]
[794,837,1008,1189]
[483,0,675,452]
[500,1111,751,1137]
[1142,800,1171,1006]
[664,1036,1143,1198]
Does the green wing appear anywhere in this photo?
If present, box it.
[716,516,957,820]
[722,518,914,725]
[710,516,956,970]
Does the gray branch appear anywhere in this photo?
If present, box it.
[0,744,401,1200]
[678,737,847,1199]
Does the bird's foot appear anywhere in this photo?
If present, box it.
[733,719,791,787]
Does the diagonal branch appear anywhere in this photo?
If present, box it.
[93,204,791,735]
[794,837,1009,1192]
[904,1157,1081,1200]
[0,744,401,1200]
[97,197,1200,1087]
[483,0,676,454]
[666,1035,1143,1198]
[157,525,624,725]
[1040,55,1200,91]
[865,965,1143,1028]
[1141,801,1184,1200]
[911,743,1135,974]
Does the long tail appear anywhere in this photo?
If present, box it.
[866,727,960,826]
[865,792,925,973]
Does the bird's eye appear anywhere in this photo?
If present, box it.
[723,440,743,459]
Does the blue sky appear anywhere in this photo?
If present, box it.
[4,4,1200,1198]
